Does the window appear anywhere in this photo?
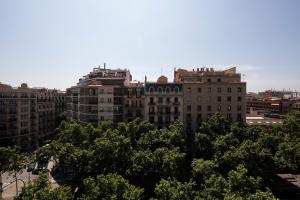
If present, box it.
[158,107,163,114]
[197,105,201,111]
[227,87,232,93]
[197,114,202,120]
[198,87,202,93]
[166,87,170,93]
[217,78,221,82]
[149,107,155,113]
[149,87,154,93]
[166,97,170,103]
[174,97,178,103]
[217,105,221,111]
[207,78,211,82]
[165,107,171,114]
[174,87,179,93]
[227,105,231,111]
[208,87,212,93]
[207,105,211,111]
[174,107,179,114]
[217,88,222,93]
[187,105,191,111]
[108,98,112,103]
[158,87,163,93]
[187,87,192,93]
[237,113,243,120]
[227,96,231,102]
[217,96,221,102]
[238,87,242,93]
[237,96,242,102]
[150,97,154,104]
[165,116,170,123]
[158,97,163,103]
[150,116,155,123]
[237,105,242,111]
[187,114,192,119]
[227,113,232,121]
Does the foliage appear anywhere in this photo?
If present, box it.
[16,173,72,200]
[153,178,196,200]
[79,173,143,200]
[32,112,300,199]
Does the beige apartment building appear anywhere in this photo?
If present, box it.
[66,66,246,131]
[0,82,66,149]
[174,67,246,131]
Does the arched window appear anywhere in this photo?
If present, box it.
[174,87,179,93]
[165,87,170,93]
[158,87,163,93]
[149,87,155,93]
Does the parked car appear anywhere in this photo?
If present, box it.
[27,162,36,172]
[32,163,49,174]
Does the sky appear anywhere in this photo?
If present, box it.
[0,0,299,92]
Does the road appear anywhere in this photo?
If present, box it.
[1,170,38,200]
[1,160,57,200]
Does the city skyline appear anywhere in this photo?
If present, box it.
[1,0,299,92]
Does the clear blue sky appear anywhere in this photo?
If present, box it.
[0,0,299,92]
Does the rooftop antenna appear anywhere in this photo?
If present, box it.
[161,67,163,76]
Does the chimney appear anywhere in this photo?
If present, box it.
[104,63,106,69]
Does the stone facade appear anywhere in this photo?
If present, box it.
[66,66,246,131]
[0,83,66,149]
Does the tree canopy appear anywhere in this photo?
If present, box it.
[16,112,300,199]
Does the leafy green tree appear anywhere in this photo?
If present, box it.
[191,159,218,184]
[80,173,143,200]
[16,173,72,200]
[0,147,14,199]
[197,174,228,200]
[197,113,230,140]
[153,178,196,200]
[0,147,27,198]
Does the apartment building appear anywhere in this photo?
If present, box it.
[0,83,66,149]
[66,64,131,124]
[66,66,246,131]
[123,82,145,122]
[144,76,183,129]
[174,67,246,131]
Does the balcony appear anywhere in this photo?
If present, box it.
[173,102,180,105]
[148,102,155,105]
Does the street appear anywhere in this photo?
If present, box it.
[2,170,37,200]
[1,160,57,200]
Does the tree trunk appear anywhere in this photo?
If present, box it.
[0,172,3,200]
[15,171,18,196]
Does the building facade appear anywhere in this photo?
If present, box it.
[144,76,183,129]
[0,83,66,149]
[123,83,145,122]
[66,65,131,124]
[174,67,246,131]
[66,66,246,131]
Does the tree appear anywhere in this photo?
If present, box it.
[0,147,13,200]
[80,173,143,200]
[191,159,218,184]
[16,173,72,200]
[0,147,27,198]
[153,178,196,200]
